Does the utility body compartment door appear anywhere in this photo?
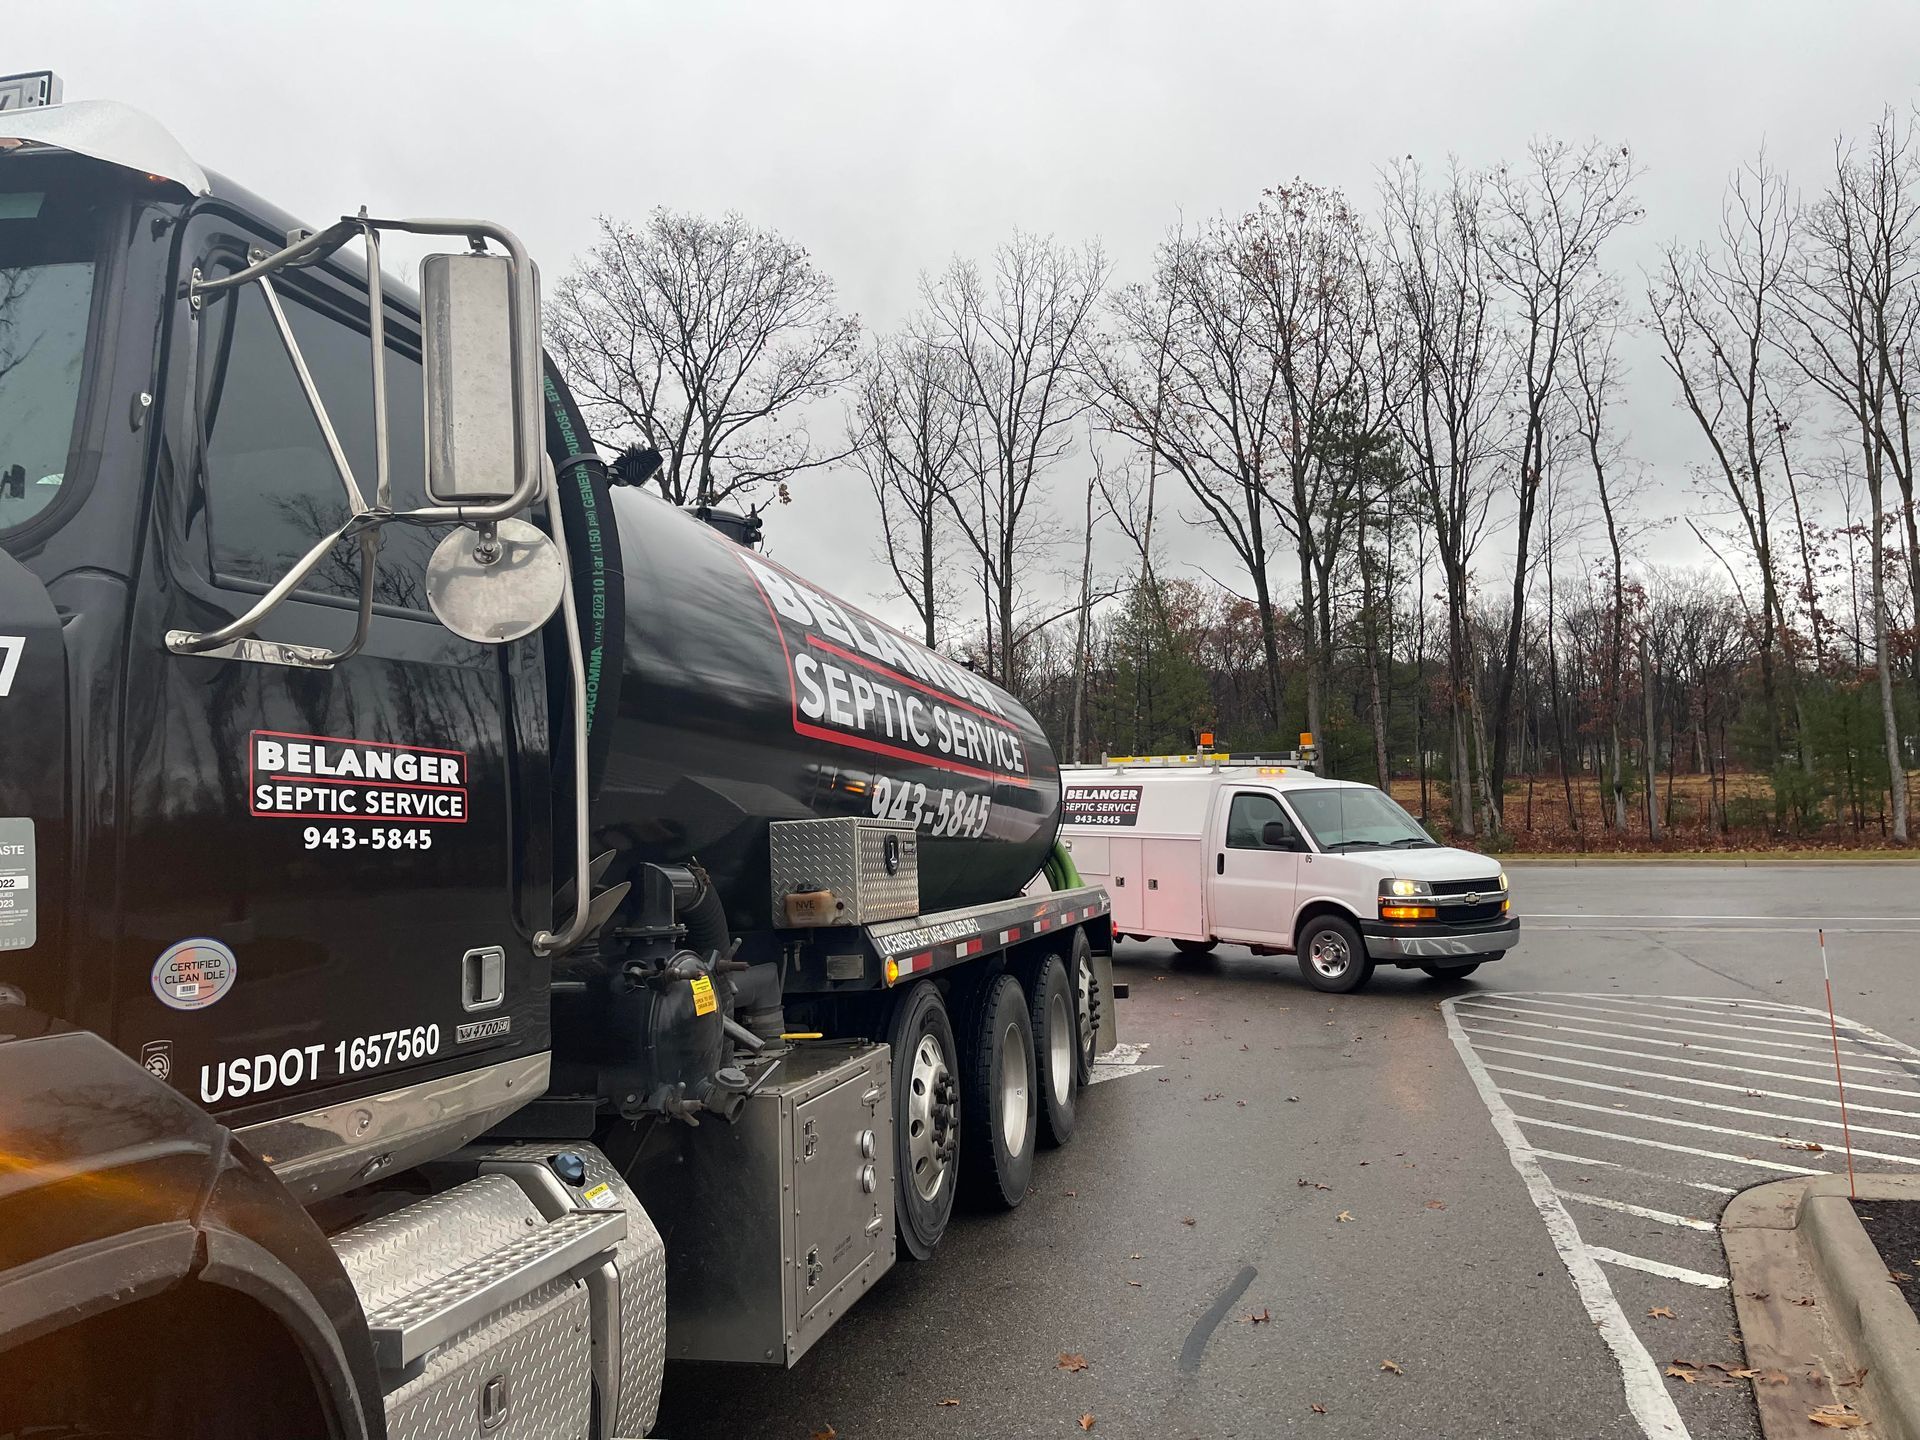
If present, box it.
[1207,788,1302,945]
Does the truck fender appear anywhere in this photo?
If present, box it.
[1291,895,1365,950]
[0,1019,383,1437]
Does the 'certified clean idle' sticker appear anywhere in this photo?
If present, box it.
[152,938,238,1011]
[0,817,33,951]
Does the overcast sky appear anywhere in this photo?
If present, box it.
[19,0,1920,634]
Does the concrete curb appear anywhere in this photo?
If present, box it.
[1724,1174,1920,1440]
[1804,1187,1920,1440]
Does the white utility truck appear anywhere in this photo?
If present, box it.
[1060,754,1517,993]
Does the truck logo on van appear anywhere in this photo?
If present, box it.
[1064,786,1142,827]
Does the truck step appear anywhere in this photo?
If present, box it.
[365,1208,627,1370]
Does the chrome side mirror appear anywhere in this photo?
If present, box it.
[421,253,526,505]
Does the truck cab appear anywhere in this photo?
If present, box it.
[1061,756,1518,993]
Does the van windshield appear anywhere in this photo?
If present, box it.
[1287,787,1434,851]
[0,161,111,536]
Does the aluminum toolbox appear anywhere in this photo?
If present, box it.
[768,816,920,925]
[636,1041,895,1366]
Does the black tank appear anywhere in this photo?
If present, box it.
[594,488,1061,930]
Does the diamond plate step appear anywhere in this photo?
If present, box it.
[365,1208,626,1370]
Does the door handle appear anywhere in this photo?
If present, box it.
[1216,852,1224,875]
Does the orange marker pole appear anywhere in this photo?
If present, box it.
[1820,928,1858,1199]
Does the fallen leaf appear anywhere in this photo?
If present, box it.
[1808,1403,1867,1429]
[1890,1271,1911,1282]
[1057,1353,1088,1373]
[1246,1308,1271,1324]
[1298,1179,1333,1191]
[1237,1099,1247,1107]
[1129,1253,1142,1260]
[811,1429,837,1440]
[1079,1414,1096,1431]
[1336,1210,1354,1223]
[1838,1367,1869,1387]
[1780,1139,1826,1153]
[937,1398,960,1407]
[1648,1307,1676,1319]
[1181,1216,1196,1227]
[1426,1200,1447,1211]
[1311,1403,1328,1414]
[1793,1296,1818,1307]
[1064,1189,1077,1197]
[1666,1365,1701,1384]
[1707,1363,1759,1378]
[1287,1095,1301,1102]
[1381,1359,1403,1373]
[1744,1291,1771,1301]
[1127,1279,1142,1287]
[1759,1369,1790,1386]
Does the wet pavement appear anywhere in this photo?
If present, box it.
[654,863,1920,1440]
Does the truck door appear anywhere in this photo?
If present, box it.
[1208,790,1302,943]
[113,216,551,1127]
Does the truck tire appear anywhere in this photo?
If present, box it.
[1028,954,1077,1148]
[883,981,961,1260]
[1297,914,1374,994]
[960,972,1037,1209]
[1420,962,1481,980]
[1068,929,1100,1087]
[1173,938,1217,955]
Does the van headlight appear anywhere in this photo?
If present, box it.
[1383,878,1431,898]
[1498,870,1509,892]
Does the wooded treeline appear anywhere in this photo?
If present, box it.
[548,109,1920,847]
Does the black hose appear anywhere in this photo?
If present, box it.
[679,862,730,961]
[541,363,624,799]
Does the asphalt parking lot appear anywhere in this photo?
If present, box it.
[654,863,1920,1440]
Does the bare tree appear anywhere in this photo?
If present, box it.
[1483,138,1642,816]
[851,328,965,646]
[1088,222,1291,729]
[1785,113,1918,841]
[547,209,861,508]
[1239,180,1399,771]
[1382,159,1509,836]
[922,232,1108,686]
[1649,154,1806,776]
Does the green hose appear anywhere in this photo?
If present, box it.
[1043,840,1083,892]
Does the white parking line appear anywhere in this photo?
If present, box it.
[1453,1005,1914,1076]
[1586,1246,1730,1289]
[1452,991,1920,1440]
[1459,1023,1920,1098]
[1523,1147,1737,1196]
[1478,993,1865,1040]
[1460,997,1882,1058]
[1443,1002,1691,1439]
[1528,913,1920,923]
[1472,1041,1920,1120]
[1485,1063,1920,1146]
[1500,1086,1920,1165]
[1088,1040,1158,1086]
[1513,1115,1822,1175]
[1556,1190,1720,1232]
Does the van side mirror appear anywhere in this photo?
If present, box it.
[1260,820,1297,850]
[421,252,525,504]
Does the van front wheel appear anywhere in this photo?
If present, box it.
[1420,962,1480,980]
[1297,915,1374,994]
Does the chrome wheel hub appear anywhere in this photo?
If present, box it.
[1309,930,1353,979]
[906,1032,956,1202]
[999,1018,1030,1158]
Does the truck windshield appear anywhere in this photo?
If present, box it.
[0,165,107,535]
[1287,787,1435,851]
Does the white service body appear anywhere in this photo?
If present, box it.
[1059,764,1518,990]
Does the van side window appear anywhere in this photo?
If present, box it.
[1225,792,1290,849]
[197,277,436,611]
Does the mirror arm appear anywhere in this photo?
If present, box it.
[364,222,392,511]
[256,271,367,517]
[169,516,383,659]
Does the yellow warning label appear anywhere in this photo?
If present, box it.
[690,974,717,1016]
[581,1182,618,1211]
